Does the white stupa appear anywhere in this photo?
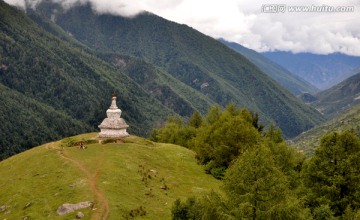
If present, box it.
[98,94,129,138]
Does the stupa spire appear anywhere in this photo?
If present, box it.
[110,93,118,110]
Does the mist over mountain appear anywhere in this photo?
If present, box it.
[219,39,318,95]
[262,51,360,90]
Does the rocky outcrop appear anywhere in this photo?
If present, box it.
[57,201,92,216]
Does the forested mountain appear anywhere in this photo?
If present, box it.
[291,103,360,156]
[219,39,318,95]
[0,0,176,159]
[263,51,360,90]
[0,84,90,158]
[26,11,216,117]
[33,1,325,138]
[311,72,360,118]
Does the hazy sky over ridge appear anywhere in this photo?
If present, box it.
[5,0,360,56]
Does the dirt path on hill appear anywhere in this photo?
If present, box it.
[46,142,110,219]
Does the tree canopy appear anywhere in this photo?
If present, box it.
[164,106,360,220]
[303,131,360,217]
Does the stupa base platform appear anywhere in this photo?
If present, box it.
[97,129,129,138]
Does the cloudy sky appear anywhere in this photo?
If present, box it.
[5,0,360,56]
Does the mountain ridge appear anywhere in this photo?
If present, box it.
[311,72,360,118]
[0,0,178,159]
[291,103,360,156]
[219,39,319,95]
[262,51,360,90]
[33,1,326,138]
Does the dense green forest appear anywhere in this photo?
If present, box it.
[0,0,327,159]
[34,2,325,138]
[0,1,175,159]
[0,84,90,158]
[151,104,360,219]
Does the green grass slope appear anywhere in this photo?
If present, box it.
[34,2,325,138]
[290,103,360,156]
[219,39,318,96]
[0,134,221,219]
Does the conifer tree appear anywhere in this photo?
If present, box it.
[303,131,360,217]
[225,144,308,219]
[188,111,203,128]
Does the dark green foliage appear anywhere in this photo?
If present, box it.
[98,53,214,117]
[0,1,174,159]
[303,131,360,217]
[155,104,262,178]
[61,137,76,148]
[312,205,335,220]
[155,115,197,148]
[265,123,284,143]
[343,206,360,220]
[155,104,302,180]
[34,2,325,138]
[162,109,360,219]
[188,112,203,128]
[251,112,265,133]
[194,105,260,178]
[264,127,305,189]
[170,136,309,219]
[0,84,89,159]
[171,197,200,220]
[225,144,308,219]
[204,105,222,125]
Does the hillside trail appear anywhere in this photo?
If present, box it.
[46,142,110,220]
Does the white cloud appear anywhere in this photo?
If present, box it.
[5,0,26,8]
[4,0,360,55]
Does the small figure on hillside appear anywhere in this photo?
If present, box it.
[79,141,86,149]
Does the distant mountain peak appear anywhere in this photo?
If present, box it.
[262,51,360,90]
[219,39,319,95]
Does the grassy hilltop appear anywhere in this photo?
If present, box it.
[0,134,221,219]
